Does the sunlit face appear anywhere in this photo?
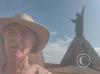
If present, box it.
[3,23,35,62]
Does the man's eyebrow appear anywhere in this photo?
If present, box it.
[3,29,16,34]
[5,28,15,31]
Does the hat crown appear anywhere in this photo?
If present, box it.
[14,13,34,22]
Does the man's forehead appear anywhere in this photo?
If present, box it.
[3,23,32,32]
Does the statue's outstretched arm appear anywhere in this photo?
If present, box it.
[81,6,85,16]
[71,6,85,23]
[71,19,76,23]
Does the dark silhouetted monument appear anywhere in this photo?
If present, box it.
[60,7,100,69]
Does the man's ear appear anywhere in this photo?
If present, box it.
[30,37,42,53]
[31,34,49,53]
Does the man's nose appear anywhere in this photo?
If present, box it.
[15,33,23,41]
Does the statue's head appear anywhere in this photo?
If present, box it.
[76,13,80,17]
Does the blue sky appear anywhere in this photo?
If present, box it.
[0,0,100,64]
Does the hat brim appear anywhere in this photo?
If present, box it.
[0,17,49,51]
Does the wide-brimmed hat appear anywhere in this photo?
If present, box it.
[0,13,49,52]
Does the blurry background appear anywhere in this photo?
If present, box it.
[0,0,100,64]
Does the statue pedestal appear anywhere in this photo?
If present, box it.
[61,37,100,69]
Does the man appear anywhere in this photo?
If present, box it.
[0,13,52,74]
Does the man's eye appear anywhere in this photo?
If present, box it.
[20,31,26,36]
[9,31,15,34]
[6,30,16,34]
[20,30,32,36]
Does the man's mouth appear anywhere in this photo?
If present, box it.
[15,51,23,58]
[10,47,23,58]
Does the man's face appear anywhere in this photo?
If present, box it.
[3,24,35,62]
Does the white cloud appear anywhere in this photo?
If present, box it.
[43,32,72,64]
[50,31,57,37]
[94,48,100,56]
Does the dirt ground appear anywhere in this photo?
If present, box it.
[47,66,100,74]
